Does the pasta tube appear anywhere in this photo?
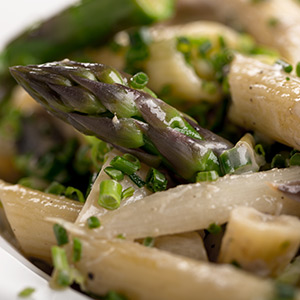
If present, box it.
[218,207,300,277]
[66,167,300,240]
[178,0,300,64]
[152,232,208,261]
[228,54,300,150]
[71,236,280,300]
[0,180,82,262]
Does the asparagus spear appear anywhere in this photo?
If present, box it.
[10,60,234,181]
[0,0,174,102]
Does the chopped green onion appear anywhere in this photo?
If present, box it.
[219,145,252,175]
[273,282,295,300]
[87,216,101,229]
[51,246,71,287]
[289,153,300,166]
[146,168,168,192]
[110,156,140,175]
[123,153,141,169]
[53,224,69,246]
[128,173,146,188]
[18,287,35,298]
[268,17,279,27]
[207,223,222,234]
[231,260,241,269]
[275,59,293,73]
[255,144,265,157]
[121,187,135,200]
[45,181,66,195]
[104,167,124,181]
[116,234,126,239]
[65,186,85,203]
[72,238,82,262]
[296,62,300,77]
[98,180,122,210]
[271,154,287,169]
[104,290,128,300]
[198,40,212,57]
[195,170,219,182]
[129,72,149,89]
[218,35,227,49]
[143,237,155,247]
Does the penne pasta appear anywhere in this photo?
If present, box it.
[219,207,300,277]
[69,167,300,240]
[178,0,300,64]
[70,236,282,300]
[153,231,208,261]
[228,54,300,150]
[0,180,82,262]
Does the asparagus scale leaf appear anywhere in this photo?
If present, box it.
[0,0,175,102]
[10,60,233,181]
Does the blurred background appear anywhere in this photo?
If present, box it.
[0,0,75,49]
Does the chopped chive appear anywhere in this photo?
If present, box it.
[72,238,82,262]
[128,173,146,188]
[202,80,218,95]
[87,216,101,229]
[275,59,293,73]
[218,35,227,49]
[219,145,252,175]
[53,224,69,246]
[207,223,222,234]
[98,180,122,210]
[104,291,128,300]
[286,77,290,81]
[274,282,295,300]
[289,153,300,166]
[129,72,149,89]
[198,40,212,57]
[296,62,300,77]
[116,234,126,239]
[268,17,279,27]
[18,287,35,298]
[121,187,135,200]
[45,181,66,195]
[65,186,85,203]
[143,237,155,247]
[254,144,265,157]
[123,153,141,169]
[196,170,219,182]
[51,246,71,287]
[110,156,139,175]
[271,154,287,169]
[104,167,124,181]
[231,260,241,268]
[146,168,168,192]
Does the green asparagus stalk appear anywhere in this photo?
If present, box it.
[0,0,174,102]
[10,60,234,181]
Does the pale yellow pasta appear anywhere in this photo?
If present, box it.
[153,231,208,261]
[219,207,300,277]
[70,236,280,300]
[51,167,300,241]
[228,54,300,150]
[0,180,82,262]
[178,0,300,64]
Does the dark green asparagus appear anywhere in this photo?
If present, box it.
[0,0,174,102]
[10,60,235,181]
